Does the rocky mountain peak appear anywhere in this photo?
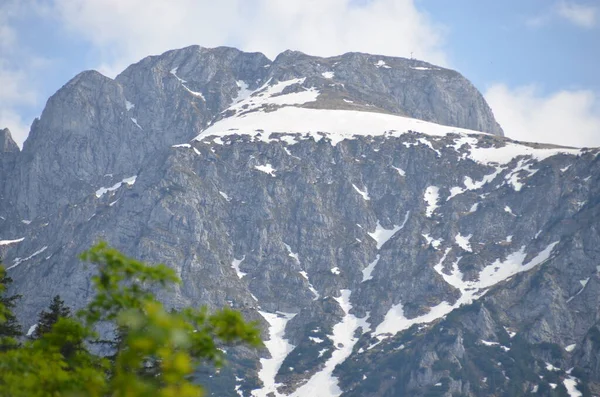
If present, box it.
[3,46,593,397]
[264,50,503,136]
[0,128,19,153]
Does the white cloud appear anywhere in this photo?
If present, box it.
[1,0,447,145]
[0,107,30,147]
[0,1,42,148]
[0,62,37,147]
[527,1,598,29]
[525,14,551,28]
[556,1,597,28]
[241,0,447,65]
[485,84,600,148]
[50,0,447,77]
[0,24,16,50]
[52,0,245,77]
[0,65,37,106]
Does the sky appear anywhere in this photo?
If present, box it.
[0,0,598,148]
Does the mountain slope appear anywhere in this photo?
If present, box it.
[1,46,598,397]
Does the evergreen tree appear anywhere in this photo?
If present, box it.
[32,295,71,339]
[0,266,22,350]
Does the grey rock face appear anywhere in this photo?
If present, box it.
[268,50,503,136]
[0,128,19,220]
[4,46,503,221]
[3,46,594,397]
[0,128,18,153]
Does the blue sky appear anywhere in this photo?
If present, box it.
[423,0,599,93]
[0,0,598,147]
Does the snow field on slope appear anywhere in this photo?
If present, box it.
[289,290,370,397]
[196,102,582,168]
[447,168,503,200]
[374,241,559,339]
[196,107,485,147]
[227,78,319,116]
[564,376,583,397]
[253,311,297,397]
[368,212,409,250]
[0,237,24,246]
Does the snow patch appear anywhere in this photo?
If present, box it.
[95,175,137,198]
[392,166,406,176]
[455,233,473,252]
[130,118,142,130]
[368,213,409,250]
[424,186,439,217]
[219,191,232,201]
[182,86,206,100]
[352,184,370,201]
[567,277,590,303]
[375,300,455,338]
[447,169,503,200]
[171,67,206,100]
[546,362,560,371]
[226,78,318,117]
[504,159,538,191]
[289,290,369,397]
[361,254,380,282]
[321,71,335,79]
[423,234,443,249]
[418,137,441,156]
[26,323,38,337]
[8,246,48,270]
[468,141,580,166]
[0,237,24,246]
[234,80,253,104]
[300,271,320,300]
[410,66,435,71]
[253,311,297,397]
[375,60,391,69]
[254,164,276,176]
[375,242,560,340]
[564,376,582,397]
[284,243,299,263]
[480,340,510,351]
[125,100,134,111]
[231,256,247,279]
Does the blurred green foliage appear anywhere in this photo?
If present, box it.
[0,242,261,396]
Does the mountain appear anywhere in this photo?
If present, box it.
[1,46,598,397]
